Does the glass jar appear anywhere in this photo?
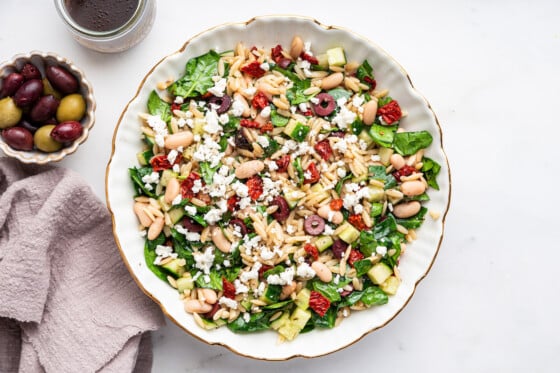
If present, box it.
[54,0,156,53]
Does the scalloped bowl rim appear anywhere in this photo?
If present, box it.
[106,15,451,360]
[0,51,96,164]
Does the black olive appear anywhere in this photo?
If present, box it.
[234,129,253,151]
[208,94,232,114]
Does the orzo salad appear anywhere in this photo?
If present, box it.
[129,36,441,341]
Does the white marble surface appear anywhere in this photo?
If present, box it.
[2,0,559,371]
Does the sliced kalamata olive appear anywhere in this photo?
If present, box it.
[208,94,232,114]
[182,217,204,233]
[21,63,42,81]
[270,196,290,222]
[331,239,348,259]
[0,72,24,98]
[203,302,220,319]
[312,93,336,116]
[234,129,253,151]
[229,218,248,236]
[278,58,292,69]
[304,214,325,236]
[340,287,353,297]
[329,131,346,138]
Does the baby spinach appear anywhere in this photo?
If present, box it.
[168,50,220,98]
[227,311,271,333]
[360,285,389,306]
[199,161,219,184]
[144,234,168,282]
[271,109,290,127]
[147,90,172,123]
[169,228,195,265]
[377,96,393,107]
[311,307,337,329]
[262,136,280,158]
[422,157,441,190]
[335,173,352,194]
[328,87,352,102]
[195,271,223,291]
[129,167,157,198]
[393,131,433,156]
[368,165,397,189]
[351,118,364,136]
[373,214,397,240]
[358,230,378,257]
[394,207,428,229]
[356,60,374,86]
[312,281,341,303]
[368,124,398,148]
[353,259,373,277]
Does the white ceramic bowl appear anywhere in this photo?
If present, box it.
[106,15,450,360]
[0,51,95,164]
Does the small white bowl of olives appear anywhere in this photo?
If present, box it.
[0,51,95,164]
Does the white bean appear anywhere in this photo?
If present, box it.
[392,201,422,218]
[147,217,164,240]
[200,288,218,305]
[184,299,213,314]
[312,261,333,283]
[400,180,426,196]
[165,131,193,149]
[362,100,378,125]
[235,160,265,179]
[321,72,344,90]
[133,202,152,227]
[164,177,180,204]
[317,204,344,224]
[280,281,297,300]
[390,154,406,170]
[211,226,231,253]
[290,36,304,60]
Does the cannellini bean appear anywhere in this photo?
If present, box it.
[362,100,378,125]
[321,72,344,90]
[290,36,304,59]
[165,131,193,149]
[147,217,164,240]
[280,281,297,300]
[312,261,332,283]
[184,299,213,314]
[235,160,265,179]
[133,202,152,227]
[164,177,180,204]
[400,180,426,196]
[200,288,218,305]
[392,201,422,218]
[211,226,231,253]
[317,204,344,224]
[390,154,406,170]
[233,92,251,117]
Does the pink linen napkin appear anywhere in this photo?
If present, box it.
[0,158,165,373]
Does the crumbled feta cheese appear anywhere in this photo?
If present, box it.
[167,149,179,164]
[254,281,266,297]
[286,225,296,234]
[333,274,340,285]
[265,160,278,171]
[171,194,183,206]
[172,164,181,173]
[324,225,335,235]
[232,181,249,198]
[266,267,295,286]
[174,96,184,104]
[145,115,168,147]
[204,208,224,225]
[371,155,381,162]
[234,279,249,294]
[332,103,357,130]
[204,110,223,135]
[193,135,223,167]
[337,167,347,178]
[352,95,365,108]
[191,179,202,194]
[280,139,298,154]
[296,262,316,279]
[260,246,275,260]
[238,197,252,209]
[218,113,230,124]
[219,296,238,309]
[240,262,262,283]
[231,98,246,117]
[207,78,227,97]
[184,205,197,216]
[260,106,271,118]
[260,62,270,71]
[243,312,251,322]
[354,204,364,214]
[256,135,270,148]
[193,247,215,274]
[345,183,360,193]
[223,259,231,267]
[243,86,257,96]
[376,246,387,256]
[299,102,309,112]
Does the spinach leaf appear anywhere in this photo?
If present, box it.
[422,157,441,190]
[263,299,292,310]
[312,281,341,303]
[263,265,285,278]
[199,161,219,184]
[374,215,397,240]
[169,228,195,265]
[394,207,428,229]
[361,285,388,306]
[406,193,430,202]
[129,167,157,198]
[311,307,337,329]
[262,136,280,158]
[353,259,373,277]
[335,173,352,194]
[147,90,172,123]
[262,285,283,303]
[393,131,433,156]
[224,266,240,283]
[227,311,271,333]
[144,234,168,282]
[222,116,239,134]
[356,60,374,87]
[351,118,364,136]
[168,51,220,98]
[368,165,397,189]
[383,234,402,267]
[370,202,383,217]
[272,65,314,105]
[293,157,304,186]
[358,230,378,257]
[368,124,398,148]
[195,271,223,291]
[339,290,364,307]
[328,87,352,102]
[271,109,289,127]
[377,96,393,107]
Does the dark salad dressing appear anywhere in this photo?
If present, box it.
[64,0,139,32]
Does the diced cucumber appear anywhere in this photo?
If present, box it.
[193,118,205,135]
[294,288,311,310]
[240,298,253,311]
[310,183,324,193]
[337,221,360,244]
[326,47,346,67]
[380,275,400,295]
[259,284,282,304]
[198,317,224,330]
[158,195,172,212]
[358,129,375,147]
[176,274,194,293]
[270,311,290,330]
[316,53,329,69]
[136,149,153,166]
[278,307,312,341]
[365,185,385,202]
[370,202,383,217]
[314,236,334,252]
[161,258,186,278]
[144,134,155,147]
[271,109,289,127]
[351,174,368,183]
[367,262,393,285]
[284,120,310,142]
[168,207,184,224]
[284,189,305,208]
[378,147,394,166]
[161,170,178,187]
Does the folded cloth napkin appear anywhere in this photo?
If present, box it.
[0,158,165,373]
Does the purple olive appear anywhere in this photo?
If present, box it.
[234,129,253,151]
[329,131,346,138]
[13,79,43,107]
[0,72,24,98]
[30,95,60,123]
[46,65,78,95]
[2,126,34,150]
[304,214,325,236]
[182,217,204,233]
[229,218,248,237]
[208,94,232,114]
[21,63,42,81]
[50,120,83,143]
[331,239,348,259]
[277,58,291,69]
[312,93,336,116]
[270,196,290,222]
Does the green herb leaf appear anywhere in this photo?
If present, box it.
[360,285,389,306]
[262,136,280,158]
[356,60,374,86]
[358,230,378,257]
[351,119,364,136]
[195,271,223,291]
[312,281,341,303]
[393,131,433,156]
[129,167,157,198]
[393,207,428,229]
[168,50,220,98]
[422,157,441,190]
[294,157,304,186]
[199,161,219,184]
[368,124,398,148]
[373,214,397,240]
[377,96,393,107]
[263,299,293,310]
[335,173,352,194]
[353,259,373,277]
[227,311,271,333]
[147,90,172,123]
[327,87,352,101]
[311,307,337,329]
[368,165,397,190]
[144,234,168,282]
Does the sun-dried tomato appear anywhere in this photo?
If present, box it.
[392,165,416,182]
[258,264,273,280]
[378,100,402,125]
[246,175,263,200]
[299,108,313,116]
[227,196,240,212]
[347,250,365,266]
[363,76,376,90]
[348,214,367,231]
[180,172,201,199]
[271,44,284,63]
[222,278,236,299]
[309,291,331,317]
[150,155,174,172]
[241,61,266,78]
[252,91,269,109]
[303,162,320,184]
[203,302,220,319]
[275,155,291,172]
[259,122,274,133]
[301,52,319,65]
[240,118,261,129]
[313,139,332,161]
[330,198,343,211]
[171,102,182,112]
[304,243,319,261]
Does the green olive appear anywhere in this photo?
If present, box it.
[0,97,23,129]
[34,125,63,152]
[42,78,62,100]
[56,93,86,122]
